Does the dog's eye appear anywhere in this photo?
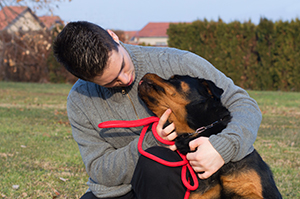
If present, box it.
[169,78,180,85]
[153,84,165,93]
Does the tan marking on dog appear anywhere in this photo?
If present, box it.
[180,81,190,93]
[202,81,213,97]
[189,184,222,199]
[221,169,263,199]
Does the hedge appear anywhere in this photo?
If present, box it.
[167,18,300,91]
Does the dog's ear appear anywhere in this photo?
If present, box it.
[199,79,224,100]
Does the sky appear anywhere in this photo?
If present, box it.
[36,0,300,31]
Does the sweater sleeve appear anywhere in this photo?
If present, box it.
[67,91,157,198]
[178,52,262,163]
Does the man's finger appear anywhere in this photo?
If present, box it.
[169,144,177,151]
[166,130,177,141]
[198,170,213,179]
[157,109,172,129]
[161,123,175,137]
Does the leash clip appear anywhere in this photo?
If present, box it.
[189,119,222,136]
[188,126,207,136]
[195,126,207,134]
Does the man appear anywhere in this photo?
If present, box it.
[53,21,262,199]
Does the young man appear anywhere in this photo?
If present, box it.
[53,21,262,199]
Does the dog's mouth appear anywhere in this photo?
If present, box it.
[138,75,166,96]
[138,74,173,118]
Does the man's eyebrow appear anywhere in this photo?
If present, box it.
[103,58,125,87]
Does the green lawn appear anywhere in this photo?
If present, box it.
[249,90,300,198]
[0,82,299,198]
[0,82,87,198]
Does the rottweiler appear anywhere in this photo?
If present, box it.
[138,73,282,199]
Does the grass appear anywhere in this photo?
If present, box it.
[0,82,299,198]
[0,82,87,198]
[248,91,300,198]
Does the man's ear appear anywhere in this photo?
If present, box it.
[107,29,120,44]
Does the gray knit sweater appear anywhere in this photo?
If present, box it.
[67,43,262,198]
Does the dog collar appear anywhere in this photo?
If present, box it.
[189,118,223,136]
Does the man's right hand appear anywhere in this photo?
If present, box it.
[156,109,177,151]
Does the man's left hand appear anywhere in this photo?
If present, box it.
[186,137,224,179]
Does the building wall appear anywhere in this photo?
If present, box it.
[6,11,43,33]
[138,37,168,46]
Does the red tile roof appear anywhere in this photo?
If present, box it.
[39,15,64,29]
[137,22,170,37]
[0,6,28,30]
[124,30,138,38]
[124,30,137,41]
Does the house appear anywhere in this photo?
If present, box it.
[0,6,45,33]
[135,22,170,46]
[39,15,64,30]
[124,31,138,44]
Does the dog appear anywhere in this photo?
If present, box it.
[138,73,282,199]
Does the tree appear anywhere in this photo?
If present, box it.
[0,0,71,82]
[0,0,70,14]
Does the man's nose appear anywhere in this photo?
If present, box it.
[117,73,129,84]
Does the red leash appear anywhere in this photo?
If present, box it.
[98,116,199,199]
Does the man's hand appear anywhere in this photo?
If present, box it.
[156,109,177,151]
[186,137,224,179]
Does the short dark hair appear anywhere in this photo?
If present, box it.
[53,21,119,81]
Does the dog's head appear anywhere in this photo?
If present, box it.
[138,73,231,136]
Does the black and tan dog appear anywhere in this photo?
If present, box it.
[138,73,282,199]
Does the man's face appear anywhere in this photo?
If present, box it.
[92,31,135,88]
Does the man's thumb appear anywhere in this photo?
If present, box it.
[189,137,208,151]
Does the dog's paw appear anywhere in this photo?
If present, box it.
[175,134,194,155]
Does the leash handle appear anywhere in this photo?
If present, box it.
[178,153,199,191]
[98,116,159,128]
[98,116,199,196]
[99,117,175,146]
